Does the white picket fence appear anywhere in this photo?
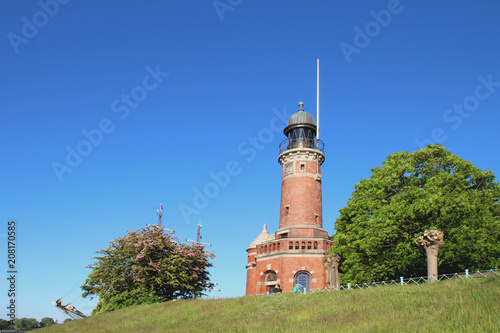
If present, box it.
[310,268,500,293]
[262,269,500,295]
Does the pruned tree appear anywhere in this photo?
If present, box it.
[416,230,444,282]
[82,224,215,314]
[330,144,500,284]
[324,253,341,290]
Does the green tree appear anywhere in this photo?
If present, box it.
[82,224,215,314]
[40,317,56,327]
[330,144,500,284]
[14,317,38,330]
[63,318,73,323]
[0,319,11,329]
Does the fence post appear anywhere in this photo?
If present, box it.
[400,276,404,285]
[347,283,351,290]
[465,269,469,278]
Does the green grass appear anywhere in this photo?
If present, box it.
[41,276,500,333]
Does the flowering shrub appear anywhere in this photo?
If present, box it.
[82,224,215,314]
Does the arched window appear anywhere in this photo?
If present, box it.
[314,242,318,250]
[266,272,277,283]
[289,242,293,250]
[295,242,299,250]
[266,271,278,293]
[277,243,281,250]
[307,241,312,250]
[295,272,310,292]
[301,242,306,250]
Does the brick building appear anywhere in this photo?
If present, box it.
[245,102,333,295]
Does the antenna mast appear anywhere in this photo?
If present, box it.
[157,204,163,227]
[186,222,212,246]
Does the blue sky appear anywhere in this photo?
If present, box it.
[1,0,500,322]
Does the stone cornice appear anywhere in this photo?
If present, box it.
[276,224,329,233]
[278,148,325,166]
[245,262,256,269]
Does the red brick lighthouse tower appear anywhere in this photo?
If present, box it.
[245,102,333,295]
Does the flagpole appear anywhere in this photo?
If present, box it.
[316,59,320,175]
[316,58,320,140]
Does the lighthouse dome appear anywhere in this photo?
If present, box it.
[287,102,316,126]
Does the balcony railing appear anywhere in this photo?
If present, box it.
[279,138,324,154]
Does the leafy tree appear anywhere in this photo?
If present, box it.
[330,144,500,284]
[14,317,38,330]
[82,224,215,314]
[0,319,11,329]
[40,317,56,327]
[63,318,73,323]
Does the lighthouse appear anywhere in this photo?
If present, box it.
[245,102,333,295]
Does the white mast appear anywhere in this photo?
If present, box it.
[316,58,320,140]
[316,59,321,175]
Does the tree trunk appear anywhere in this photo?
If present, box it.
[324,254,341,290]
[425,244,440,282]
[332,264,340,290]
[416,230,444,283]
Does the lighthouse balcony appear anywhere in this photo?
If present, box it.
[279,138,324,154]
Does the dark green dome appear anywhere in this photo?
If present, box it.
[287,102,316,126]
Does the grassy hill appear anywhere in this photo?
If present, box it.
[42,276,500,333]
